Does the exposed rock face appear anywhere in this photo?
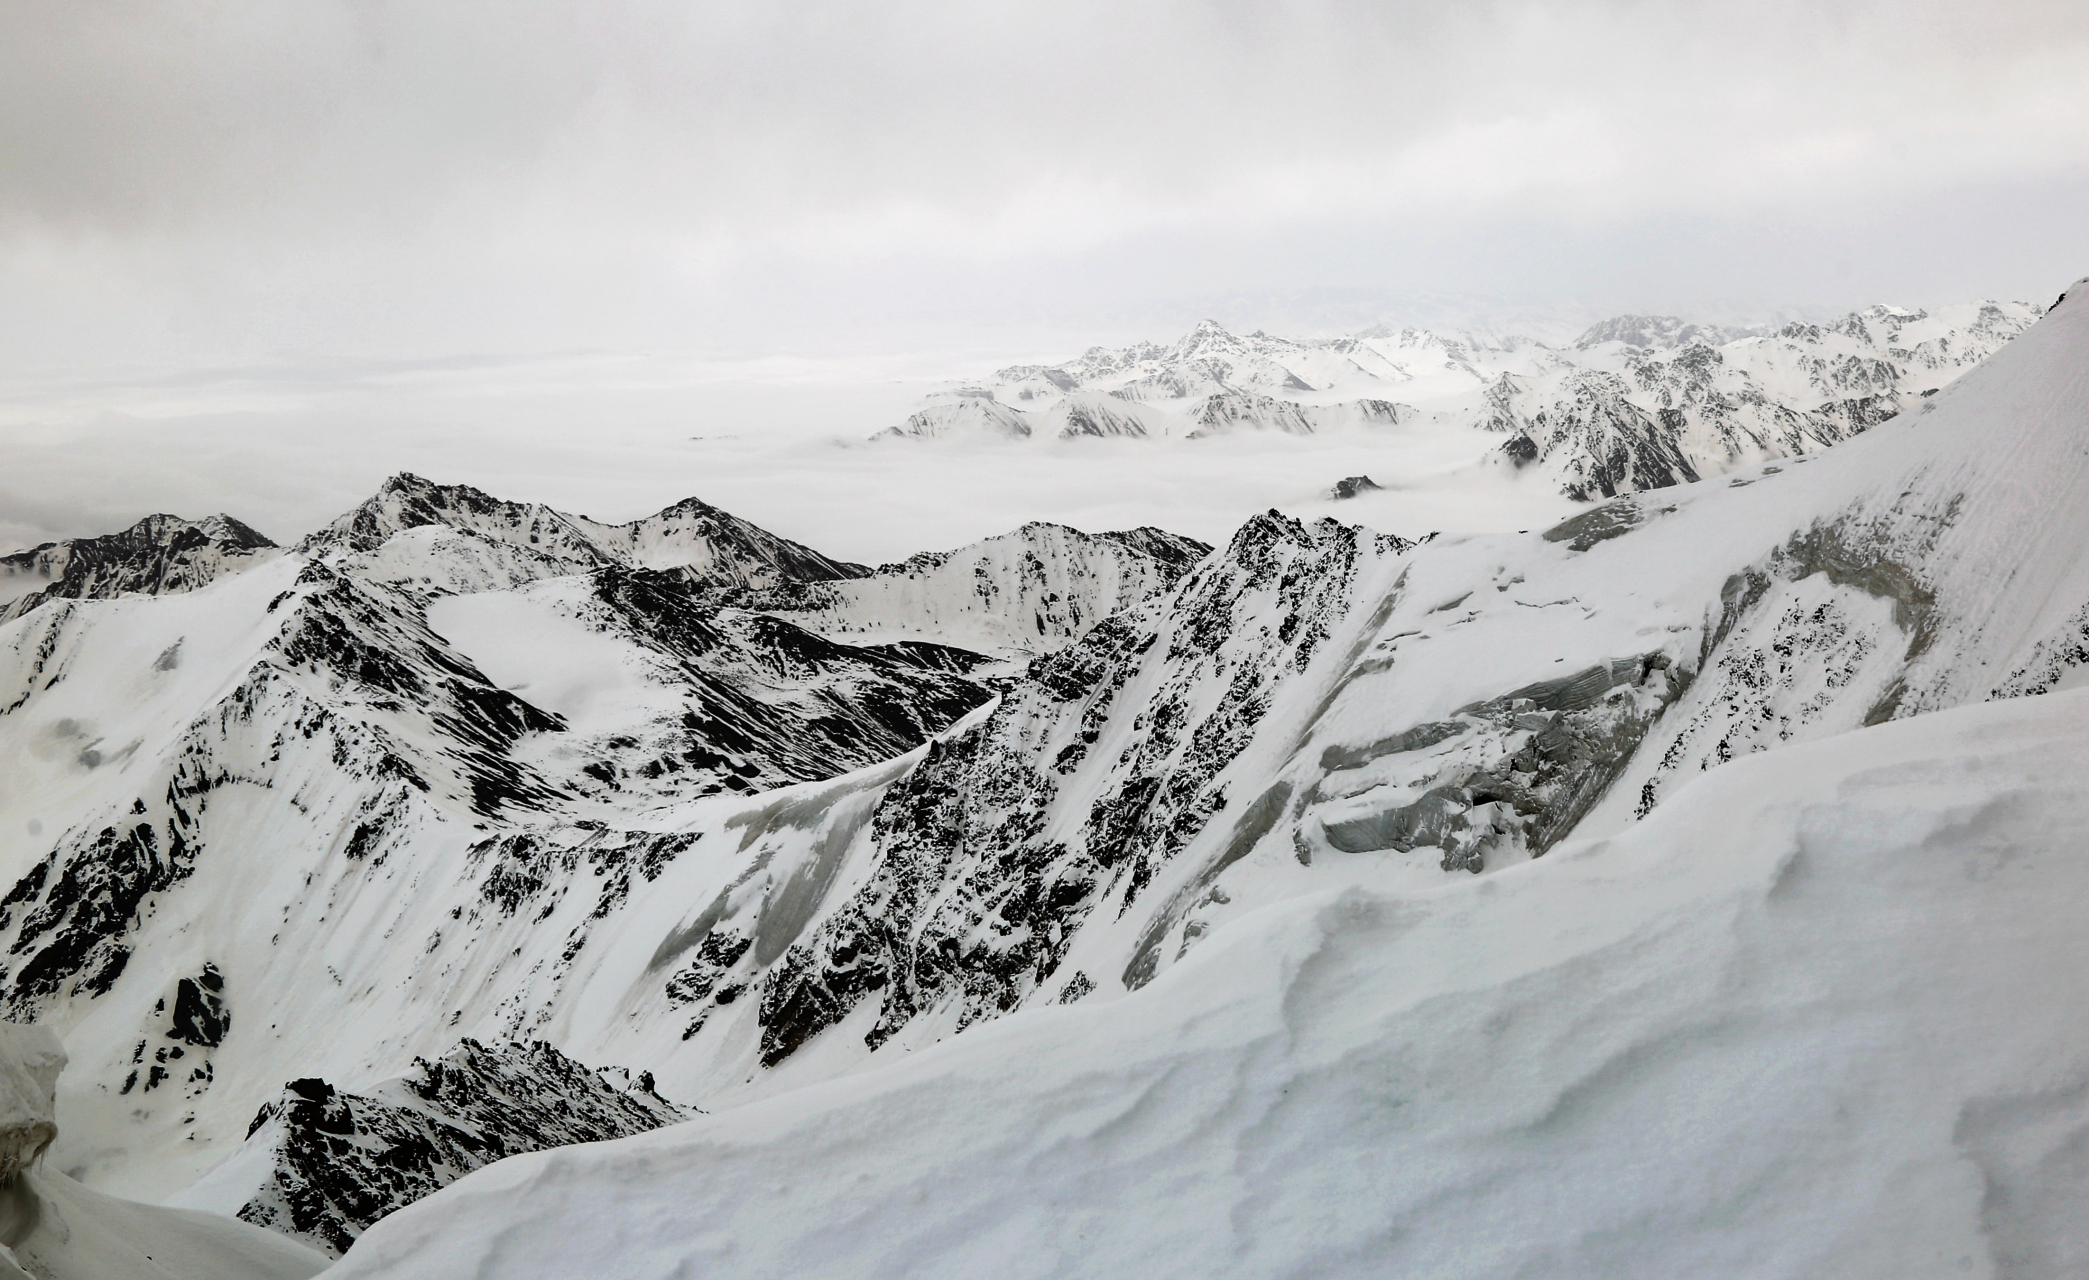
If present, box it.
[1329,475,1382,500]
[229,1039,688,1257]
[732,513,1412,1064]
[0,515,280,623]
[528,565,996,800]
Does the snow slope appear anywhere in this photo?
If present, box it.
[324,685,2089,1280]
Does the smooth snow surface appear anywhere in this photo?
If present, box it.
[325,688,2089,1280]
[0,1167,325,1280]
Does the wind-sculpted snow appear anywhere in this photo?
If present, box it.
[0,514,280,623]
[320,687,2089,1280]
[877,301,2040,501]
[722,521,1211,659]
[203,1039,687,1257]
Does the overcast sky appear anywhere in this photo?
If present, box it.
[5,0,2087,371]
[2,1,2087,548]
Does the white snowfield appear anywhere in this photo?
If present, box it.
[325,686,2089,1280]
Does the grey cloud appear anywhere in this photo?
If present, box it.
[0,2,2083,372]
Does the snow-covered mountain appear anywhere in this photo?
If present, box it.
[311,279,2089,1276]
[724,521,1211,659]
[0,474,1215,1227]
[0,515,281,624]
[877,301,2042,502]
[303,472,869,594]
[183,1038,690,1257]
[0,282,2082,1274]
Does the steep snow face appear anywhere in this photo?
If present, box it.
[175,1038,689,1257]
[0,515,280,623]
[319,686,2089,1280]
[0,1023,324,1280]
[878,302,2041,501]
[301,473,868,589]
[728,521,1212,659]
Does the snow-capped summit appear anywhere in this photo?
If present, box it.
[0,513,280,623]
[880,300,2044,505]
[304,473,867,590]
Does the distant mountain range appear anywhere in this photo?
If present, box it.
[877,301,2041,500]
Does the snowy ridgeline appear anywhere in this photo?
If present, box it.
[877,301,2044,503]
[0,282,2083,1275]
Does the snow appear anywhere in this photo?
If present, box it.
[426,587,679,736]
[0,284,2079,1268]
[0,1024,61,1178]
[0,1021,323,1279]
[324,686,2089,1280]
[0,1167,325,1280]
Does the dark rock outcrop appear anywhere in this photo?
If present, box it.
[234,1039,689,1256]
[0,514,279,623]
